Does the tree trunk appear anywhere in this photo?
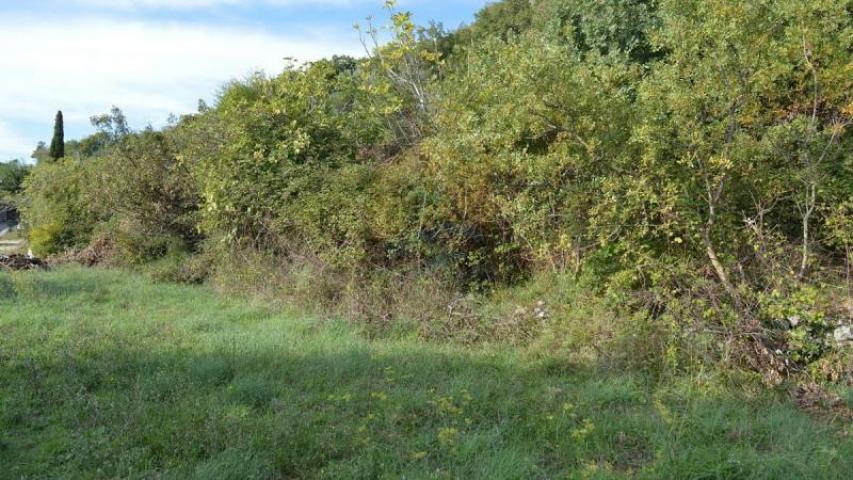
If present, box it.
[702,225,741,310]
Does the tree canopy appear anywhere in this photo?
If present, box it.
[48,110,65,160]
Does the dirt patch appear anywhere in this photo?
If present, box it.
[792,382,853,424]
[0,254,48,271]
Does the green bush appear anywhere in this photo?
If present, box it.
[760,285,835,365]
[21,158,103,255]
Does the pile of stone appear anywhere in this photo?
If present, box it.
[0,254,48,271]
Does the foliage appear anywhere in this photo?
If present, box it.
[0,160,29,197]
[30,141,51,164]
[187,60,385,263]
[65,107,131,160]
[20,157,102,255]
[0,159,30,221]
[760,285,834,364]
[595,0,853,370]
[17,0,853,377]
[357,1,449,144]
[454,0,533,43]
[0,160,29,225]
[48,110,65,160]
[94,128,202,262]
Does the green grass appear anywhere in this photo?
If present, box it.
[0,269,850,479]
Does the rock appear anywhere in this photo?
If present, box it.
[833,326,853,346]
[787,315,801,328]
[533,301,549,320]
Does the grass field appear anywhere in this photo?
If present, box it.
[0,268,851,479]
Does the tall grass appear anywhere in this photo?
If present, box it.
[0,268,850,479]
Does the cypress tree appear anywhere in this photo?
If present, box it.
[48,110,65,160]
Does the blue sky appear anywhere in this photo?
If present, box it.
[0,0,489,162]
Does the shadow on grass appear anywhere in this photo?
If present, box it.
[0,269,115,302]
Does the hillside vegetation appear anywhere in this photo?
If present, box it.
[1,268,851,478]
[15,0,853,381]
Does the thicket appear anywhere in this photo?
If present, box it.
[19,0,852,381]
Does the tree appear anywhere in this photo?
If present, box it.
[49,110,65,160]
[31,141,51,164]
[0,160,31,224]
[0,160,30,196]
[91,106,130,143]
[357,1,447,145]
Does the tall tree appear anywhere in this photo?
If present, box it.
[49,110,65,160]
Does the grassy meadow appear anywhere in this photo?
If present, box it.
[0,268,851,479]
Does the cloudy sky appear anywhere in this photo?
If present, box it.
[0,0,488,161]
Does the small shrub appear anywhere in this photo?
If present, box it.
[28,221,64,256]
[760,285,835,365]
[21,158,103,256]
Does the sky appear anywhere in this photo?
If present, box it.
[0,0,489,162]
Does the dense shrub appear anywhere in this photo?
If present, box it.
[19,0,852,379]
[21,158,104,255]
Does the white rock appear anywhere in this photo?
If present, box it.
[787,315,801,328]
[833,326,853,346]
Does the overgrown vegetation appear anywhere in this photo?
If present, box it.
[0,160,29,198]
[1,268,850,478]
[17,0,853,383]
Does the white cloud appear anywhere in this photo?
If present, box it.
[66,0,368,10]
[54,1,457,12]
[0,122,33,160]
[0,16,365,159]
